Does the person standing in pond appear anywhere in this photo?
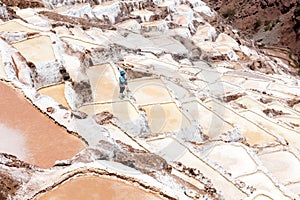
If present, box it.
[119,70,127,99]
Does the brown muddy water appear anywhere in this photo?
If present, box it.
[38,175,163,200]
[0,81,85,168]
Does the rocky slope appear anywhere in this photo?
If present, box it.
[204,0,300,65]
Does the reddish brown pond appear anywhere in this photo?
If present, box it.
[0,81,85,168]
[38,175,163,200]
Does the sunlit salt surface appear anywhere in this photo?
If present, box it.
[142,102,191,133]
[38,83,70,109]
[0,123,27,160]
[12,35,56,63]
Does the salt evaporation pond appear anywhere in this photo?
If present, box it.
[0,81,85,168]
[38,175,163,200]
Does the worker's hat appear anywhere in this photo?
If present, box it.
[120,70,126,75]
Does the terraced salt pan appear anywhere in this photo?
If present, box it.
[214,45,233,55]
[173,14,191,27]
[70,27,93,41]
[193,41,219,54]
[208,81,241,97]
[131,9,154,22]
[263,49,291,62]
[87,63,119,102]
[247,190,289,200]
[259,151,300,184]
[205,100,276,145]
[240,110,300,149]
[286,182,300,196]
[127,58,180,78]
[192,24,216,42]
[196,69,221,83]
[142,20,167,31]
[157,0,176,9]
[193,4,215,17]
[247,90,289,103]
[275,115,300,129]
[153,66,181,79]
[146,137,177,156]
[79,100,139,123]
[38,83,70,109]
[234,96,267,110]
[85,28,111,45]
[0,20,40,33]
[16,8,50,27]
[179,66,201,75]
[0,81,85,168]
[294,103,300,112]
[128,78,172,106]
[182,100,233,138]
[268,82,300,96]
[110,33,158,53]
[60,36,99,49]
[172,27,191,38]
[173,15,189,26]
[54,3,93,18]
[207,143,257,178]
[22,15,50,27]
[124,55,179,75]
[104,124,146,151]
[171,169,205,190]
[15,8,37,18]
[215,33,239,50]
[193,42,237,60]
[216,61,245,71]
[225,71,271,81]
[267,90,298,100]
[187,80,209,92]
[101,30,127,44]
[53,26,72,35]
[268,101,300,116]
[115,19,142,31]
[146,137,246,199]
[164,80,191,99]
[238,172,290,200]
[12,35,56,62]
[38,175,162,200]
[176,4,193,14]
[149,36,188,54]
[142,103,191,133]
[175,72,194,83]
[240,79,270,91]
[92,1,120,23]
[251,194,273,200]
